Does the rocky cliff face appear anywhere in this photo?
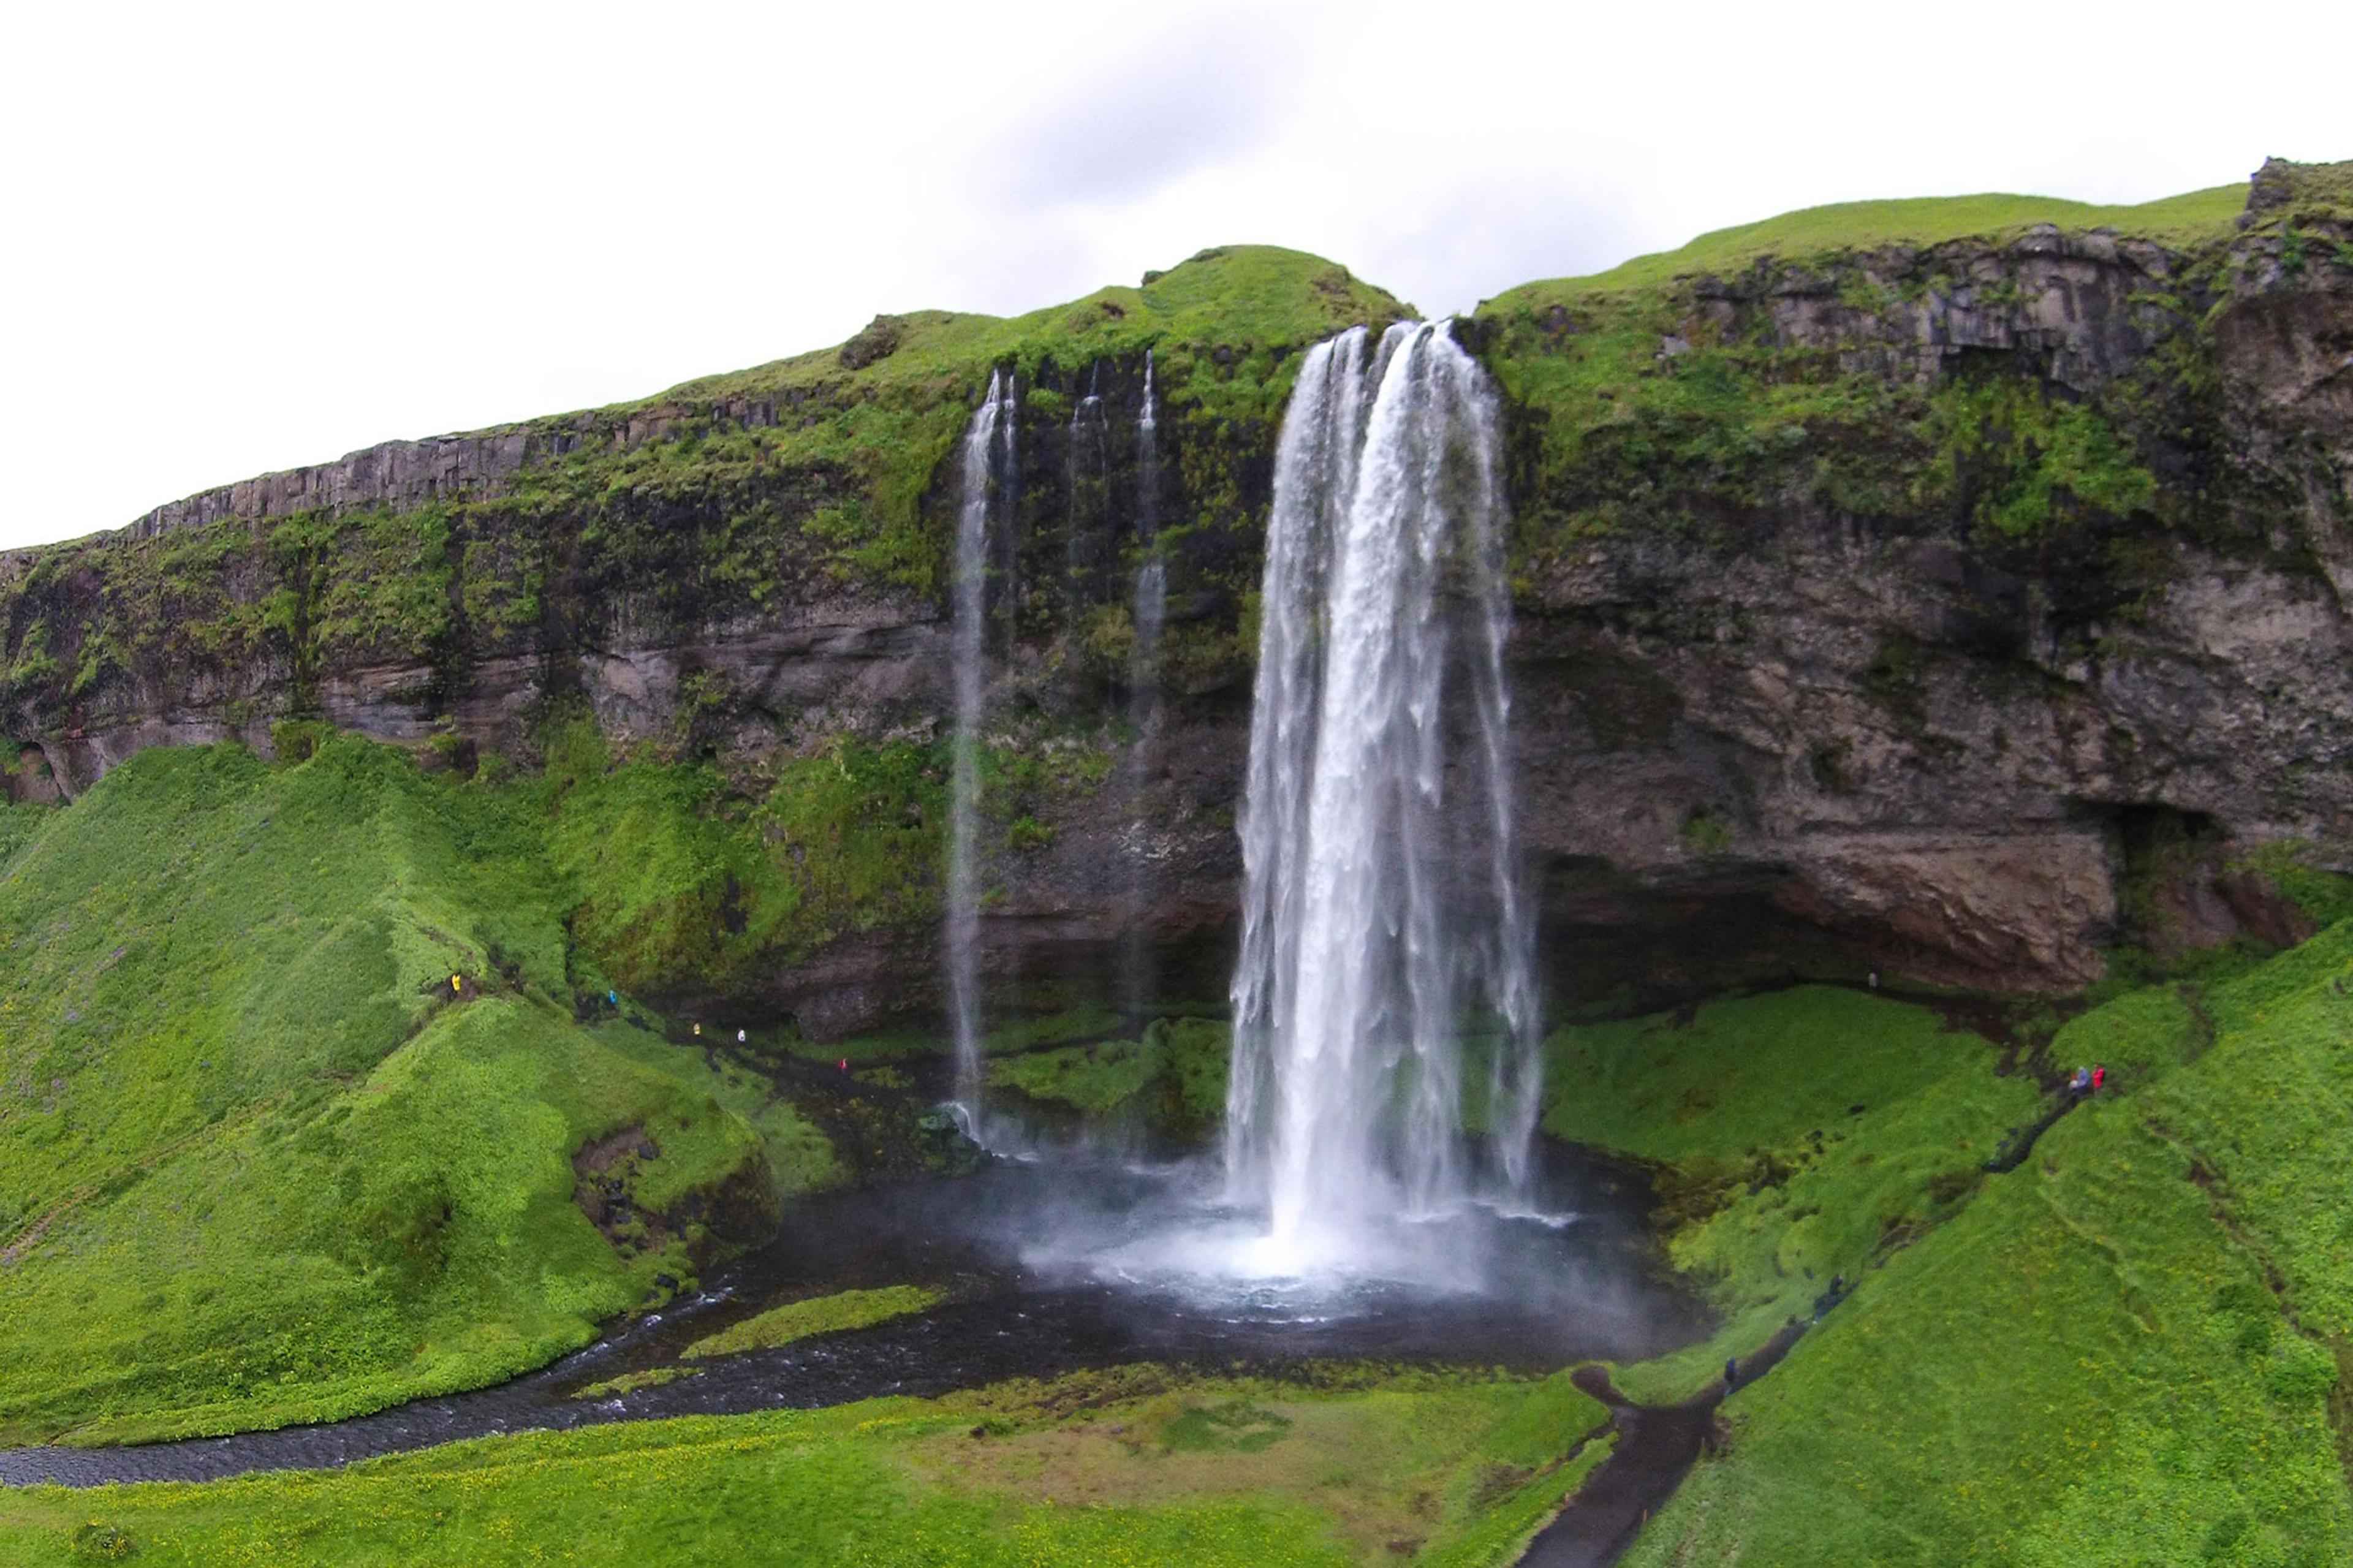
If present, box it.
[6,174,2352,1031]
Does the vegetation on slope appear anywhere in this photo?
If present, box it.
[523,706,1116,996]
[0,1368,1612,1567]
[1496,184,2249,300]
[0,737,833,1446]
[1472,164,2353,680]
[1543,985,2044,1399]
[0,801,50,872]
[1616,931,2353,1564]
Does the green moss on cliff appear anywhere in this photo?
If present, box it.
[523,706,1120,998]
[1470,173,2329,629]
[0,246,1401,746]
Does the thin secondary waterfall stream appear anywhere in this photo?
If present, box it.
[1122,350,1165,1020]
[1225,321,1542,1270]
[947,369,1015,1134]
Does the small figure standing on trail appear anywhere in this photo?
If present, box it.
[1724,1356,1739,1390]
[737,1028,747,1044]
[2091,1065,2107,1093]
[838,1058,849,1073]
[1867,968,1881,990]
[452,973,463,994]
[607,990,618,1009]
[2070,1066,2091,1097]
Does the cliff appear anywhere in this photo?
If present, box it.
[5,164,2351,1028]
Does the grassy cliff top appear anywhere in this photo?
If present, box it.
[662,243,1406,407]
[1483,181,2251,308]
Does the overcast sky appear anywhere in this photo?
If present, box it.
[2,0,2345,551]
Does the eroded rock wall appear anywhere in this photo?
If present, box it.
[7,175,2353,1024]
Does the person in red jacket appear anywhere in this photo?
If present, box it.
[2091,1064,2107,1093]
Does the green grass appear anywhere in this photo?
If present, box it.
[1617,929,2353,1564]
[0,737,826,1445]
[991,1037,1164,1116]
[1542,986,2044,1401]
[529,708,1127,998]
[1495,184,2248,301]
[1470,176,2268,578]
[982,1016,1231,1140]
[591,1021,839,1199]
[0,801,52,869]
[572,1366,696,1399]
[682,1286,944,1360]
[0,1367,1613,1567]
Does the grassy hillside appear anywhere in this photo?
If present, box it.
[1490,184,2248,303]
[1542,986,2044,1399]
[1611,935,2353,1563]
[0,737,833,1445]
[0,1368,1612,1567]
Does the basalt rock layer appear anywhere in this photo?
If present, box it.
[6,165,2352,1030]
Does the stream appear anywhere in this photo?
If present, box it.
[0,1143,1706,1488]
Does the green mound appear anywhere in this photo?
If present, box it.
[570,1366,695,1399]
[1621,933,2353,1562]
[984,1016,1230,1137]
[1491,183,2248,304]
[0,737,830,1445]
[681,1285,944,1359]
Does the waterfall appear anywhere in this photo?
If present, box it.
[1224,322,1540,1263]
[1131,350,1165,670]
[947,369,1015,1132]
[1065,369,1108,613]
[1122,350,1166,1021]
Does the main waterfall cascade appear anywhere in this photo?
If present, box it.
[947,369,1015,1134]
[1224,322,1543,1269]
[940,335,1545,1289]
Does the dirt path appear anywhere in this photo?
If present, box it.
[1518,1322,1806,1568]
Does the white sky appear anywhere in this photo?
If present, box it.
[2,0,2345,551]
